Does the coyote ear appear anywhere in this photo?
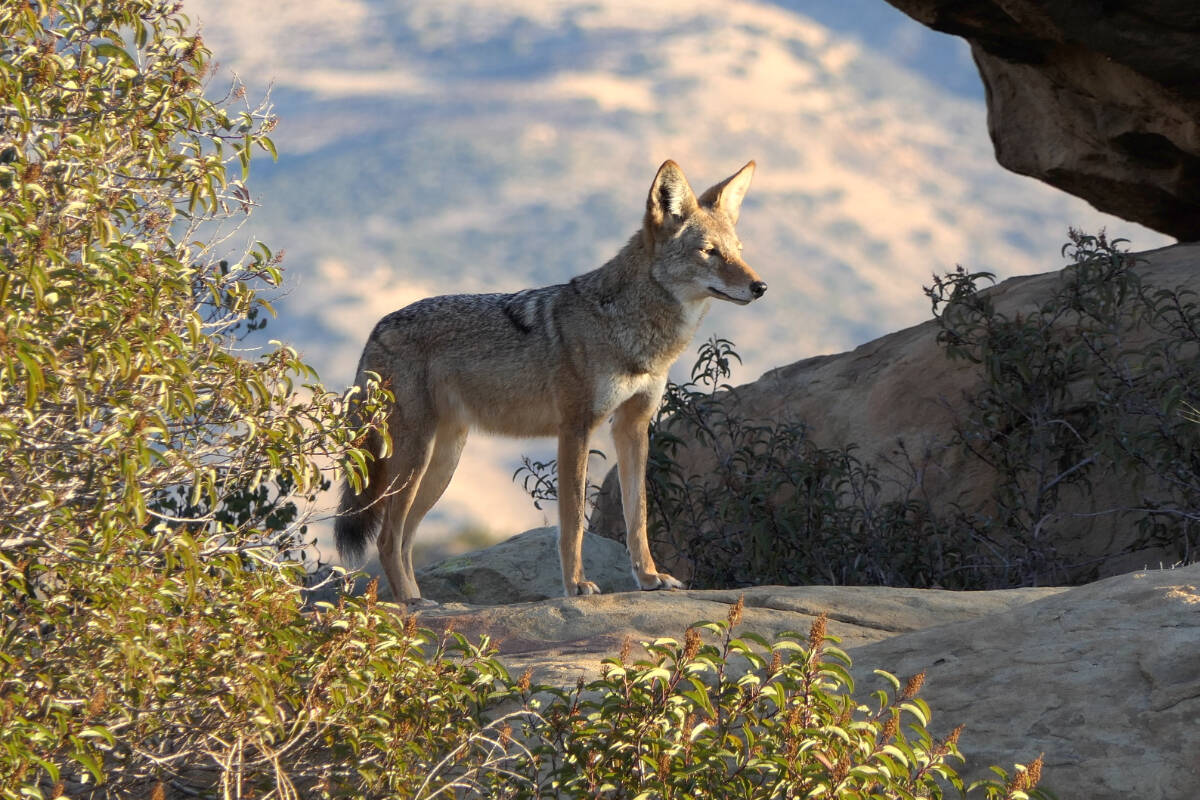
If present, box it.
[644,160,699,236]
[698,160,755,225]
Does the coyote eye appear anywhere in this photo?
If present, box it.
[700,245,716,256]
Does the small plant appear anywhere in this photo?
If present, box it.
[513,449,608,512]
[530,606,967,798]
[423,602,1052,799]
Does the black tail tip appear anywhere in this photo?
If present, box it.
[333,512,373,565]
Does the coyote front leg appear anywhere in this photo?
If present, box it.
[558,423,601,596]
[613,393,683,590]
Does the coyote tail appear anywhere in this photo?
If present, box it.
[335,422,388,565]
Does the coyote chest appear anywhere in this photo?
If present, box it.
[592,370,665,418]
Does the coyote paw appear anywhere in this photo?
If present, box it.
[638,572,683,591]
[570,580,601,596]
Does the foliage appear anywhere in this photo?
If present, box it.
[513,448,607,512]
[511,606,970,799]
[0,0,382,557]
[925,229,1200,582]
[570,232,1199,590]
[423,604,1051,800]
[3,571,514,798]
[0,0,391,795]
[626,337,966,588]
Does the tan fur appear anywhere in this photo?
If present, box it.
[336,160,765,603]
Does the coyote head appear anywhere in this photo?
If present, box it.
[643,160,765,305]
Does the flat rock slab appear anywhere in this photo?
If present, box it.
[416,581,1062,688]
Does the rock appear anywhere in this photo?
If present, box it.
[415,564,1200,797]
[418,579,1063,693]
[410,527,638,604]
[591,242,1200,585]
[879,0,1200,241]
[850,564,1200,797]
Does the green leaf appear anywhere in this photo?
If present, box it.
[72,747,105,784]
[874,669,901,692]
[90,41,136,68]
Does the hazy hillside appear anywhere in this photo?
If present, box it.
[187,0,1171,549]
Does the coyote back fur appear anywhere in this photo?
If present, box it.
[336,160,765,602]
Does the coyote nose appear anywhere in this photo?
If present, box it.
[750,281,767,299]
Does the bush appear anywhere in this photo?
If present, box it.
[0,0,384,560]
[587,233,1200,590]
[513,607,960,798]
[0,1,388,794]
[926,230,1200,582]
[420,602,1050,800]
[639,337,965,588]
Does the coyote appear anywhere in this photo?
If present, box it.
[336,160,765,603]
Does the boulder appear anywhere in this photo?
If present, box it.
[415,564,1200,797]
[591,242,1200,585]
[880,0,1200,241]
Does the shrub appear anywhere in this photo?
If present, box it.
[926,229,1200,582]
[519,606,969,799]
[424,603,1051,800]
[639,337,965,589]
[576,232,1199,590]
[0,0,383,562]
[0,1,391,794]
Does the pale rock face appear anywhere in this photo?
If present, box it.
[849,564,1200,797]
[881,0,1200,241]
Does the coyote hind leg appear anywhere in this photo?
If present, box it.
[397,423,468,599]
[376,422,437,604]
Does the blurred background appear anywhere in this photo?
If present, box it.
[185,0,1171,562]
